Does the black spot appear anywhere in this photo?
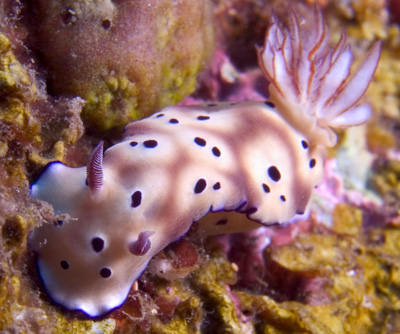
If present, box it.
[213,182,221,190]
[296,209,305,215]
[169,118,179,124]
[212,147,221,157]
[60,260,69,270]
[100,267,112,278]
[194,179,207,194]
[197,115,210,120]
[143,140,158,148]
[92,237,104,252]
[280,195,286,202]
[130,141,138,147]
[247,207,258,214]
[309,159,316,168]
[102,19,111,30]
[262,183,270,193]
[264,101,275,108]
[268,166,281,182]
[216,218,228,225]
[301,140,308,149]
[53,220,64,227]
[207,103,217,107]
[131,191,142,208]
[194,137,206,146]
[156,113,165,118]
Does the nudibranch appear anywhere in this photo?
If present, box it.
[28,8,381,317]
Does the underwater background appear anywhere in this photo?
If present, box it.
[1,0,400,332]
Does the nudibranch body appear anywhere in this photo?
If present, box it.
[28,8,381,317]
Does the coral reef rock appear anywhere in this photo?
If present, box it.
[30,0,214,133]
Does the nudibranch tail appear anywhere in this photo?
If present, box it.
[258,6,381,147]
[86,141,104,192]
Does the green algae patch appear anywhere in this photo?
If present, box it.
[2,215,27,251]
[149,293,202,334]
[366,124,396,155]
[0,32,40,186]
[0,29,85,177]
[235,292,352,334]
[192,253,243,334]
[113,251,240,334]
[370,159,400,208]
[331,203,363,236]
[82,76,140,135]
[112,261,204,334]
[54,317,116,334]
[237,206,400,333]
[0,29,87,333]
